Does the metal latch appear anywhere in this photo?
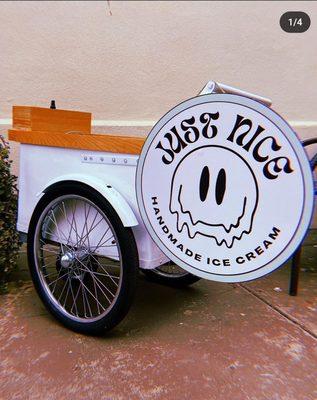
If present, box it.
[81,154,138,166]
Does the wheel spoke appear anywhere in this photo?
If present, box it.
[83,202,92,249]
[58,275,70,304]
[71,256,117,301]
[74,212,104,250]
[88,271,116,302]
[41,248,60,255]
[49,271,69,289]
[41,258,60,270]
[69,279,80,317]
[81,282,93,318]
[78,279,106,312]
[88,253,119,287]
[75,266,120,280]
[62,279,71,308]
[91,235,116,253]
[76,201,89,249]
[65,200,81,246]
[48,210,67,253]
[88,259,101,315]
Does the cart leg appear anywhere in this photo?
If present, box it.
[289,246,302,296]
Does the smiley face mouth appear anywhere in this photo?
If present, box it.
[175,184,248,233]
[170,185,251,248]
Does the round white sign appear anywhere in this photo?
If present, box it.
[136,94,314,282]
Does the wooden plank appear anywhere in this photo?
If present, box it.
[12,106,92,134]
[8,130,146,155]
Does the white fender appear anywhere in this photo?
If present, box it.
[38,173,138,227]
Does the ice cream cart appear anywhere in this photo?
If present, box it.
[8,81,314,334]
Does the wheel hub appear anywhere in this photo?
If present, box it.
[60,252,75,269]
[60,249,88,268]
[58,249,90,281]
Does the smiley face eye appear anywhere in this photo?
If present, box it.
[199,166,210,202]
[215,168,226,205]
[199,166,226,204]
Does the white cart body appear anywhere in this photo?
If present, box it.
[17,144,169,270]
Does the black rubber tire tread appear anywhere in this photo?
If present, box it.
[27,182,138,335]
[310,152,317,170]
[142,267,200,287]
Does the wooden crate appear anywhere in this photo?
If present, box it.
[12,106,92,134]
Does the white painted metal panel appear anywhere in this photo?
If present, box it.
[17,144,168,269]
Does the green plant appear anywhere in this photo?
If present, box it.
[0,135,19,293]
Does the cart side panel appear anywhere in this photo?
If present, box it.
[17,144,168,269]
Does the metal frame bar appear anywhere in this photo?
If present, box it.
[199,80,272,107]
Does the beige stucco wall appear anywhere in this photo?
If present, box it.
[0,1,316,121]
[0,1,316,226]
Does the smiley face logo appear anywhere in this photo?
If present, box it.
[169,146,259,248]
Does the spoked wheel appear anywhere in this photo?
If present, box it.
[27,183,138,335]
[142,261,200,287]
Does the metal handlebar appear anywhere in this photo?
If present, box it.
[199,80,272,108]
